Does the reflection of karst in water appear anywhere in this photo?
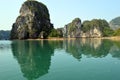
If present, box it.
[64,39,114,60]
[11,41,54,80]
[81,38,102,49]
[64,39,82,60]
[80,39,113,58]
[11,39,120,80]
[109,41,120,59]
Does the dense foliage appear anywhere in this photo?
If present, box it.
[82,19,114,36]
[82,21,91,32]
[113,28,120,36]
[49,28,63,38]
[49,29,59,37]
[67,18,81,33]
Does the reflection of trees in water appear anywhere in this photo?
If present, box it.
[48,40,64,50]
[110,41,120,59]
[64,39,115,60]
[11,39,120,79]
[11,40,54,80]
[81,39,113,58]
[64,39,82,60]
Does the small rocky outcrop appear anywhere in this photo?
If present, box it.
[63,18,103,38]
[10,0,53,39]
[63,18,82,38]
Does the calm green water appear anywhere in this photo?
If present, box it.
[0,39,120,80]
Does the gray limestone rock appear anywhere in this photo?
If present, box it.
[10,0,53,39]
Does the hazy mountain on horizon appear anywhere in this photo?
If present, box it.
[0,30,10,40]
[109,16,120,30]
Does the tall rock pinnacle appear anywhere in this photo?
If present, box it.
[11,0,53,39]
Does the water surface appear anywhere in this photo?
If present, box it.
[0,39,120,80]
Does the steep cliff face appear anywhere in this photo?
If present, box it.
[80,27,102,38]
[63,18,82,38]
[10,0,53,39]
[63,18,103,38]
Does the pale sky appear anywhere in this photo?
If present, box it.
[0,0,120,30]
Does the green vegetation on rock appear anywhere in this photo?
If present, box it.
[63,18,113,38]
[82,21,91,32]
[82,19,113,37]
[68,18,81,33]
[113,28,120,36]
[49,29,59,37]
[10,0,53,39]
[10,0,120,39]
[49,28,63,38]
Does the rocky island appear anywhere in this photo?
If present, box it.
[10,0,120,40]
[10,0,53,39]
[63,18,114,38]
